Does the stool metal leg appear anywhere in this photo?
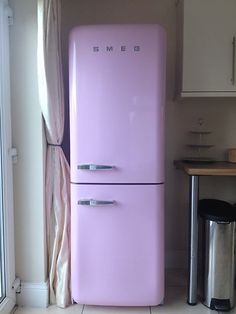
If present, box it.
[188,175,199,305]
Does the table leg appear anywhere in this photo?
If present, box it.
[187,175,199,305]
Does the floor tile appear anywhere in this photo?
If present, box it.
[14,304,83,314]
[219,306,236,314]
[83,305,150,314]
[14,307,45,314]
[151,287,214,314]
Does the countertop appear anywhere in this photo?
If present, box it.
[174,160,236,176]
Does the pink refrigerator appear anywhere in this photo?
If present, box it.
[69,24,166,306]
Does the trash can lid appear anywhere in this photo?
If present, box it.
[198,199,236,222]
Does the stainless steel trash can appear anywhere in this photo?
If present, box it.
[199,199,236,312]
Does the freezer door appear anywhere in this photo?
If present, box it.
[69,25,166,184]
[71,183,164,306]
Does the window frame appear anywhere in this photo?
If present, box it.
[0,0,16,313]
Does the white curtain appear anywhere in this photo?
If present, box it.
[37,0,71,308]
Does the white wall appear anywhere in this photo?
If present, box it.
[9,0,46,282]
[61,0,236,268]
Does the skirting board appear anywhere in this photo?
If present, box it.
[16,281,49,308]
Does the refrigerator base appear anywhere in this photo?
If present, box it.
[72,299,164,307]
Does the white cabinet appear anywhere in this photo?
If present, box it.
[176,0,236,97]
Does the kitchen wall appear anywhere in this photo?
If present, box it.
[61,0,236,268]
[9,0,47,282]
[9,0,236,281]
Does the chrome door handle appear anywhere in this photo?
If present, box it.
[78,199,115,206]
[231,36,235,85]
[77,164,114,171]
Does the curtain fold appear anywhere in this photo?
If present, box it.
[37,0,71,307]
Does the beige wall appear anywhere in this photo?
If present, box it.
[9,0,46,281]
[61,0,236,268]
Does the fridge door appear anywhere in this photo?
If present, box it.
[71,183,164,306]
[69,25,166,184]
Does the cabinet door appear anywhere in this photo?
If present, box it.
[182,0,236,95]
[71,184,164,306]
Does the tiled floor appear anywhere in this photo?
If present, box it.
[12,270,232,314]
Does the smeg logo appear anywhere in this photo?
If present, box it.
[93,45,141,52]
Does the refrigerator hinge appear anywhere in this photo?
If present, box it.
[12,277,21,294]
[9,147,18,164]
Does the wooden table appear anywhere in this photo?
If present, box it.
[174,160,236,305]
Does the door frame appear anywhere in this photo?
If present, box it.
[0,0,16,312]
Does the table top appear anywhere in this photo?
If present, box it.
[174,160,236,176]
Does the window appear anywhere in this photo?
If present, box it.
[0,0,16,313]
